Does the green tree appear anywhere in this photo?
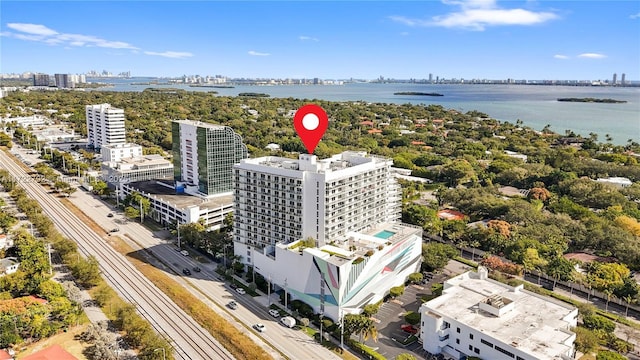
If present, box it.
[573,326,599,354]
[395,354,417,360]
[546,256,574,287]
[441,159,476,187]
[422,242,457,271]
[71,256,102,288]
[389,286,404,298]
[407,273,423,284]
[596,350,628,360]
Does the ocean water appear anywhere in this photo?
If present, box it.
[91,79,640,145]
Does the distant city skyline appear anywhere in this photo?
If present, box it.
[1,1,639,80]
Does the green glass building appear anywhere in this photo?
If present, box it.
[172,120,247,197]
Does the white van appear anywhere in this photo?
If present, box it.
[280,316,296,328]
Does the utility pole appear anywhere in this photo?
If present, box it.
[340,307,344,350]
[284,278,288,310]
[139,197,143,223]
[177,223,181,248]
[268,274,271,306]
[47,243,52,275]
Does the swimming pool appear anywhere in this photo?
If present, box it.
[374,230,396,239]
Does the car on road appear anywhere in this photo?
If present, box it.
[401,324,419,334]
[280,316,296,328]
[229,283,238,289]
[182,268,191,275]
[110,228,119,233]
[235,287,246,295]
[227,301,238,310]
[180,250,189,256]
[193,266,201,272]
[107,213,114,217]
[268,309,280,318]
[253,323,266,332]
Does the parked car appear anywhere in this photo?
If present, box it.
[193,266,201,273]
[280,316,296,328]
[107,213,114,218]
[180,250,189,256]
[182,268,191,275]
[401,324,419,334]
[253,323,266,332]
[227,301,238,310]
[235,287,246,295]
[268,309,280,318]
[110,228,119,233]
[229,283,238,290]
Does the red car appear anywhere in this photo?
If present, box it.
[401,324,419,334]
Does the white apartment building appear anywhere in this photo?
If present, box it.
[420,267,577,360]
[233,151,415,320]
[100,143,143,162]
[102,154,173,185]
[233,151,401,253]
[86,104,126,150]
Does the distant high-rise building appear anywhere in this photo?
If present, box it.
[621,73,626,85]
[429,73,433,83]
[54,74,72,88]
[172,120,248,197]
[32,74,50,87]
[86,104,126,150]
[313,78,320,85]
[613,73,617,85]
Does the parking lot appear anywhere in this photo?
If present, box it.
[359,272,449,359]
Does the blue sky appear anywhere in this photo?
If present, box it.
[1,1,639,80]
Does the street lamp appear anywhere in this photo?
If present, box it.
[153,348,166,360]
[340,307,344,350]
[319,310,324,344]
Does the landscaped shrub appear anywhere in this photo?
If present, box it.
[390,286,404,298]
[404,311,420,325]
[582,313,615,333]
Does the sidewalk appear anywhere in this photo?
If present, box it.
[52,262,135,359]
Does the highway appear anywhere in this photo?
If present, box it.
[0,150,234,360]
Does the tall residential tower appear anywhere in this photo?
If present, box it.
[86,104,126,150]
[172,120,248,198]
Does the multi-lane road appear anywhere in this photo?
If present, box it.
[0,150,233,360]
[3,146,342,360]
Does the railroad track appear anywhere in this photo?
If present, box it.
[0,151,234,360]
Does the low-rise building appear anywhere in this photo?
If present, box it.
[120,180,232,231]
[0,257,20,276]
[595,177,633,188]
[100,143,143,162]
[102,154,173,185]
[420,267,577,360]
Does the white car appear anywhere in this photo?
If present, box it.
[253,323,266,332]
[180,250,189,256]
[235,287,246,295]
[268,309,280,318]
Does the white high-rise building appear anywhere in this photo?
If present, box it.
[233,151,401,251]
[233,152,419,320]
[86,104,126,150]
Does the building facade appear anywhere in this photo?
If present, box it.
[85,104,126,150]
[100,143,143,162]
[172,120,248,198]
[101,154,173,185]
[233,151,413,320]
[54,74,72,88]
[32,74,50,87]
[420,267,577,360]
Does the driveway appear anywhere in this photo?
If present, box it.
[360,272,448,359]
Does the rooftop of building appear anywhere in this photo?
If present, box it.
[105,154,172,170]
[239,151,390,174]
[284,222,422,266]
[173,119,226,130]
[101,143,142,149]
[0,257,19,268]
[423,268,576,359]
[125,180,233,210]
[22,344,78,360]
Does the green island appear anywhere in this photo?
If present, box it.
[238,92,270,97]
[394,92,444,96]
[557,97,627,103]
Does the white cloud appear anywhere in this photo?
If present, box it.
[400,32,410,36]
[299,35,319,42]
[554,54,569,59]
[248,50,270,56]
[578,53,607,59]
[144,51,193,59]
[630,12,640,19]
[7,23,58,36]
[390,0,558,31]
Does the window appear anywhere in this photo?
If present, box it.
[474,348,480,354]
[481,339,494,348]
[469,334,474,340]
[456,327,460,333]
[468,345,472,351]
[495,346,515,358]
[455,339,460,344]
[517,357,525,360]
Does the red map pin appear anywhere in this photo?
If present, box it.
[293,104,328,154]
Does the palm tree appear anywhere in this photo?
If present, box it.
[358,318,378,343]
[624,295,636,317]
[603,289,613,312]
